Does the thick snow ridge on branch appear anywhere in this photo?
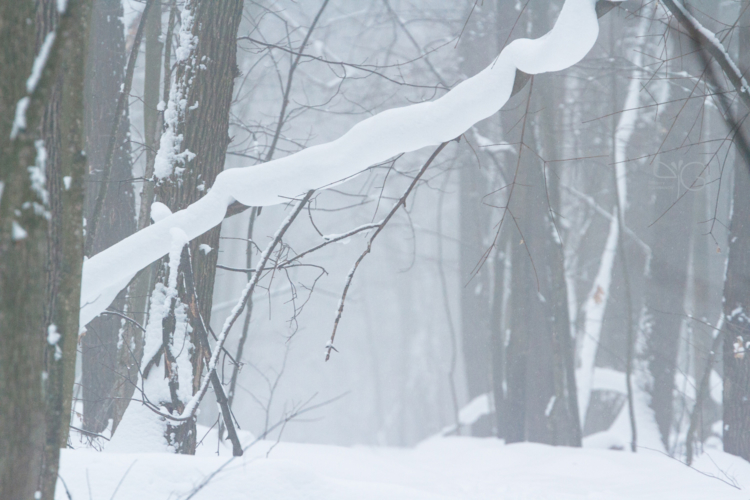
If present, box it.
[80,0,602,326]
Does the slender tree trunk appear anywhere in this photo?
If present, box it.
[686,167,718,458]
[505,72,581,446]
[537,65,582,447]
[455,0,505,437]
[639,20,698,449]
[110,0,165,434]
[226,207,258,429]
[506,102,558,444]
[721,0,750,461]
[81,0,136,433]
[501,2,581,447]
[644,146,694,450]
[0,2,46,491]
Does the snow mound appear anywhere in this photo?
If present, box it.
[57,437,748,499]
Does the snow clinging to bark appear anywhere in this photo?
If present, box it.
[27,31,56,94]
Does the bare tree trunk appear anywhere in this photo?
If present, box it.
[644,146,694,451]
[80,0,136,434]
[505,71,580,446]
[110,0,165,434]
[537,62,582,447]
[685,161,719,459]
[503,3,581,447]
[227,208,257,412]
[454,0,507,437]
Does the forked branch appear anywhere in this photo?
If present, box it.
[325,141,450,361]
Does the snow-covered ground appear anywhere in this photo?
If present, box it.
[57,434,750,499]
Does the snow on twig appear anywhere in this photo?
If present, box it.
[661,0,750,110]
[146,191,314,422]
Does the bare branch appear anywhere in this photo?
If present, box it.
[325,142,450,360]
[660,0,750,111]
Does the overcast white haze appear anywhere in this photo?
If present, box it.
[2,0,750,498]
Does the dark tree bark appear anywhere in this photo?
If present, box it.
[40,2,89,495]
[642,74,696,449]
[110,0,165,434]
[486,0,522,441]
[687,170,720,454]
[453,0,581,444]
[0,4,46,495]
[536,69,582,447]
[143,2,163,183]
[80,0,137,434]
[0,1,89,498]
[721,0,750,462]
[154,0,244,454]
[643,196,692,449]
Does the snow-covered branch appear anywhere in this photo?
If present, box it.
[661,0,750,110]
[80,0,606,326]
[179,190,314,421]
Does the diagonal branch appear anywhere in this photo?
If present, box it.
[148,190,315,422]
[181,246,243,456]
[264,0,331,162]
[325,142,450,360]
[660,0,750,111]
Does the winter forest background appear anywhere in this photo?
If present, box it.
[2,0,750,498]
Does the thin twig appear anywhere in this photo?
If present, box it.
[182,392,348,500]
[69,425,110,441]
[147,191,315,422]
[109,460,138,500]
[264,0,331,162]
[100,310,145,332]
[326,142,450,360]
[227,207,258,416]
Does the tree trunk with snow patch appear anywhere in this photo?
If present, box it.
[152,0,244,454]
